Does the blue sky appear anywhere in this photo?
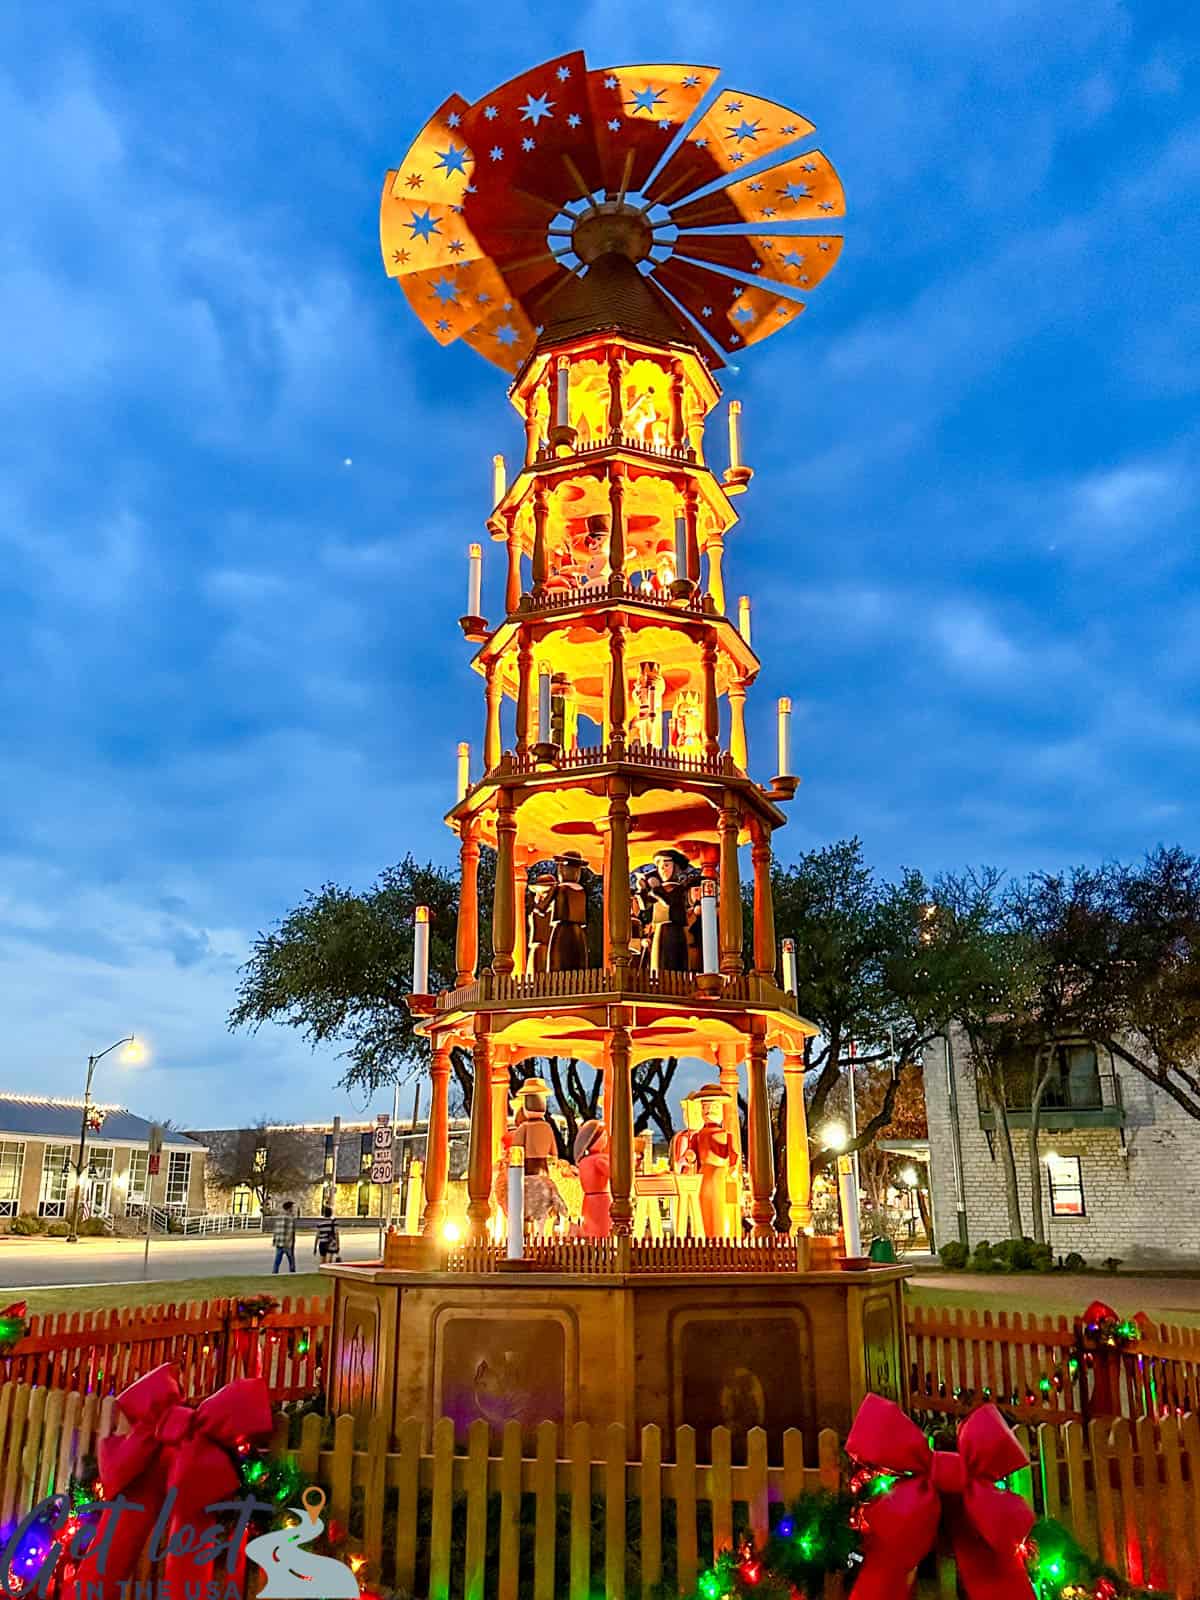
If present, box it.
[1,2,1196,1125]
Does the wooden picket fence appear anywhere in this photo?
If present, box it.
[0,1295,329,1403]
[906,1304,1200,1425]
[3,1380,1197,1598]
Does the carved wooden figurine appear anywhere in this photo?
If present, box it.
[679,1084,739,1239]
[645,848,691,974]
[629,660,665,748]
[548,850,589,971]
[573,1119,612,1238]
[526,873,557,975]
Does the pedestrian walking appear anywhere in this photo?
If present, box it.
[314,1204,340,1265]
[272,1200,297,1273]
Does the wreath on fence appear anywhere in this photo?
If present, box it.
[233,1293,279,1324]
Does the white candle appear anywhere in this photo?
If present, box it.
[700,879,719,974]
[673,514,687,584]
[556,364,569,426]
[457,741,470,799]
[777,696,793,777]
[413,905,430,994]
[728,400,743,470]
[507,1144,525,1259]
[738,595,752,645]
[782,936,797,995]
[537,666,552,744]
[467,542,482,617]
[492,453,506,509]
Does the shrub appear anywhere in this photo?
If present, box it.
[1028,1242,1055,1273]
[1063,1251,1087,1272]
[968,1240,995,1272]
[1102,1256,1122,1273]
[45,1221,70,1238]
[11,1213,46,1236]
[989,1239,1028,1272]
[938,1241,969,1270]
[78,1217,110,1238]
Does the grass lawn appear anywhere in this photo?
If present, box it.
[22,1274,333,1315]
[907,1274,1200,1327]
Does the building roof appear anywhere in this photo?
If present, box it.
[535,251,704,355]
[0,1095,203,1149]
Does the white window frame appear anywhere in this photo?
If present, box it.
[39,1144,74,1218]
[0,1141,25,1217]
[165,1151,192,1212]
[1047,1154,1086,1218]
[125,1149,150,1213]
[85,1147,115,1217]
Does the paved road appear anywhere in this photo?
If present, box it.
[0,1229,386,1290]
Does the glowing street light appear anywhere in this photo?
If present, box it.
[821,1121,849,1153]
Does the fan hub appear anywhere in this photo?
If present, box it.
[571,204,654,266]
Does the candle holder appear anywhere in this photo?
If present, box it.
[769,774,799,801]
[532,741,559,765]
[722,464,754,494]
[458,614,488,643]
[550,422,578,451]
[695,972,722,996]
[406,993,437,1017]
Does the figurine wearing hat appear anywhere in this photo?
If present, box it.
[678,1083,739,1238]
[510,1079,569,1229]
[548,850,589,972]
[643,848,692,974]
[572,1119,612,1238]
[526,872,558,975]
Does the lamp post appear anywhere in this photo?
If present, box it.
[68,1035,139,1242]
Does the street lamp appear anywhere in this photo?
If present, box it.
[67,1035,141,1242]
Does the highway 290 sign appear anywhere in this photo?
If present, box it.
[370,1117,394,1185]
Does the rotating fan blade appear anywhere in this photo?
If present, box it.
[387,94,475,207]
[381,180,488,279]
[586,64,718,198]
[461,298,539,373]
[646,89,813,204]
[675,231,844,292]
[671,149,845,229]
[653,256,803,354]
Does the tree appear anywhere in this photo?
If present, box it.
[204,1120,313,1212]
[229,852,680,1145]
[771,840,1002,1176]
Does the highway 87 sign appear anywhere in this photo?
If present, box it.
[370,1118,394,1184]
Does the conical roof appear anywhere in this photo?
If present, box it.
[534,252,710,359]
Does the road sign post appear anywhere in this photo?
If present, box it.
[372,1115,395,1257]
[144,1124,164,1277]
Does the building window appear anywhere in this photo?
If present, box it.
[166,1152,192,1211]
[231,1185,254,1216]
[1046,1155,1085,1218]
[39,1145,74,1218]
[358,1133,373,1216]
[0,1142,25,1217]
[84,1148,115,1217]
[126,1150,150,1211]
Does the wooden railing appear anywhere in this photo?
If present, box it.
[494,742,737,778]
[436,965,775,1011]
[523,575,713,615]
[439,1235,806,1275]
[906,1304,1200,1427]
[0,1295,330,1403]
[3,1388,1194,1597]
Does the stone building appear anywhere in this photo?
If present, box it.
[190,1118,472,1219]
[924,1029,1200,1266]
[0,1095,207,1226]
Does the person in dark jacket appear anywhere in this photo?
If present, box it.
[314,1204,340,1264]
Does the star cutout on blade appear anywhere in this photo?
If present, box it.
[818,200,834,211]
[484,105,498,120]
[730,333,741,343]
[604,74,618,89]
[777,305,789,317]
[608,118,621,131]
[782,181,810,202]
[728,118,764,143]
[730,152,745,163]
[495,322,518,346]
[629,85,666,114]
[433,277,459,303]
[435,143,469,176]
[522,137,535,151]
[568,112,581,127]
[701,306,712,316]
[405,173,423,189]
[761,206,777,218]
[683,73,700,87]
[801,160,817,171]
[436,317,451,331]
[448,239,465,254]
[751,261,762,271]
[658,118,671,130]
[781,250,804,269]
[392,248,410,264]
[476,291,491,304]
[556,64,571,80]
[724,100,744,113]
[520,91,555,124]
[490,146,504,160]
[407,207,440,241]
[818,240,832,251]
[694,136,708,148]
[780,123,797,135]
[748,181,763,192]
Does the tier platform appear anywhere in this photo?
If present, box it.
[322,1247,908,1462]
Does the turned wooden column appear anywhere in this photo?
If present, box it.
[531,484,549,596]
[597,819,612,967]
[606,776,631,973]
[747,1029,776,1237]
[493,789,517,975]
[484,660,503,771]
[702,630,720,761]
[504,511,522,614]
[608,616,628,754]
[421,1043,452,1236]
[719,789,743,975]
[490,1047,509,1169]
[609,1013,634,1236]
[524,390,538,465]
[716,1041,742,1166]
[466,1028,493,1240]
[729,678,748,771]
[669,360,685,449]
[749,815,777,979]
[607,347,624,440]
[456,820,480,984]
[515,627,533,756]
[706,531,726,614]
[783,1051,812,1233]
[513,852,528,976]
[684,483,701,587]
[607,467,626,594]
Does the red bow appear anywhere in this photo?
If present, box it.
[846,1395,1035,1600]
[74,1362,273,1599]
